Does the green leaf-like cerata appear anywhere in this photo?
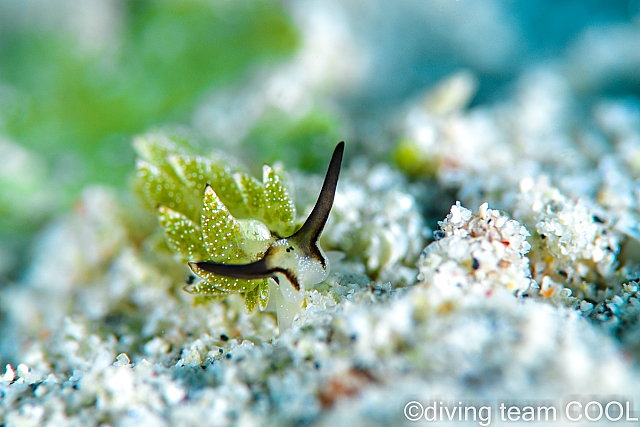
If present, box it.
[156,206,206,261]
[167,155,248,217]
[200,185,245,262]
[133,131,295,312]
[262,165,296,237]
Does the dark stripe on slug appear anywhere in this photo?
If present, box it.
[308,242,326,270]
[271,267,301,291]
[191,261,302,292]
[192,258,272,280]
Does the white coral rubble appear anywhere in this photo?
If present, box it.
[514,177,621,300]
[417,202,533,305]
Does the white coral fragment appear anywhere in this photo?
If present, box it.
[514,176,620,296]
[418,202,533,302]
[323,162,425,283]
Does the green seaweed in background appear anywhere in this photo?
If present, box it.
[242,108,343,174]
[0,0,298,193]
[0,0,299,280]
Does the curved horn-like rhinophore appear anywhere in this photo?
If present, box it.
[291,141,344,244]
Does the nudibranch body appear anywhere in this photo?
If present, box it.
[134,132,343,328]
[192,141,344,326]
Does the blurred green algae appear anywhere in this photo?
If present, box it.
[242,108,343,174]
[0,0,300,280]
[0,1,298,190]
